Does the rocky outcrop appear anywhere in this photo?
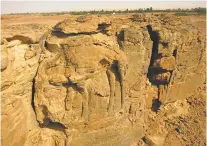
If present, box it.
[32,15,151,146]
[1,37,41,146]
[1,13,206,146]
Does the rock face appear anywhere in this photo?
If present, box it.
[32,15,151,146]
[1,37,40,146]
[1,14,206,146]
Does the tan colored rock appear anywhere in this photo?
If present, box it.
[1,13,205,146]
[24,128,66,146]
[131,14,151,22]
[158,28,172,43]
[1,38,41,146]
[153,56,176,71]
[151,72,171,84]
[143,135,165,146]
[1,23,51,44]
[24,50,36,60]
[6,33,36,44]
[31,15,154,146]
[54,15,111,34]
[1,50,8,71]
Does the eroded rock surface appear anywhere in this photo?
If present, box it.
[1,13,206,146]
[33,15,150,146]
[1,36,41,146]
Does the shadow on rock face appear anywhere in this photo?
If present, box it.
[151,98,162,112]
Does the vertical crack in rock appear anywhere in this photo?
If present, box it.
[31,78,36,114]
[112,60,123,108]
[146,25,159,68]
[198,46,204,65]
[146,25,179,109]
[106,62,117,113]
[31,43,43,117]
[64,85,69,111]
[117,30,125,49]
[106,69,115,113]
[173,49,177,58]
[151,85,162,112]
[164,47,178,103]
[2,13,206,146]
[146,25,162,111]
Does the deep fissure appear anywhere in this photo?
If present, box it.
[146,25,162,112]
[146,25,178,111]
[31,78,36,114]
[146,25,159,68]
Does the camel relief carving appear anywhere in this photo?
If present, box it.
[34,25,128,125]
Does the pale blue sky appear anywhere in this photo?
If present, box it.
[1,1,206,14]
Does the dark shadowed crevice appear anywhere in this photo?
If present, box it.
[51,31,100,38]
[117,30,125,49]
[111,60,123,106]
[161,42,169,48]
[146,25,160,85]
[151,88,162,112]
[6,35,34,44]
[40,121,67,133]
[146,25,163,112]
[97,23,111,31]
[142,136,155,145]
[150,85,162,113]
[39,105,67,133]
[31,78,36,114]
[146,25,159,68]
[1,68,6,72]
[151,98,162,112]
[111,60,121,82]
[173,49,177,57]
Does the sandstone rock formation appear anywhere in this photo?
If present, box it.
[1,13,206,146]
[32,15,150,146]
[1,36,40,146]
